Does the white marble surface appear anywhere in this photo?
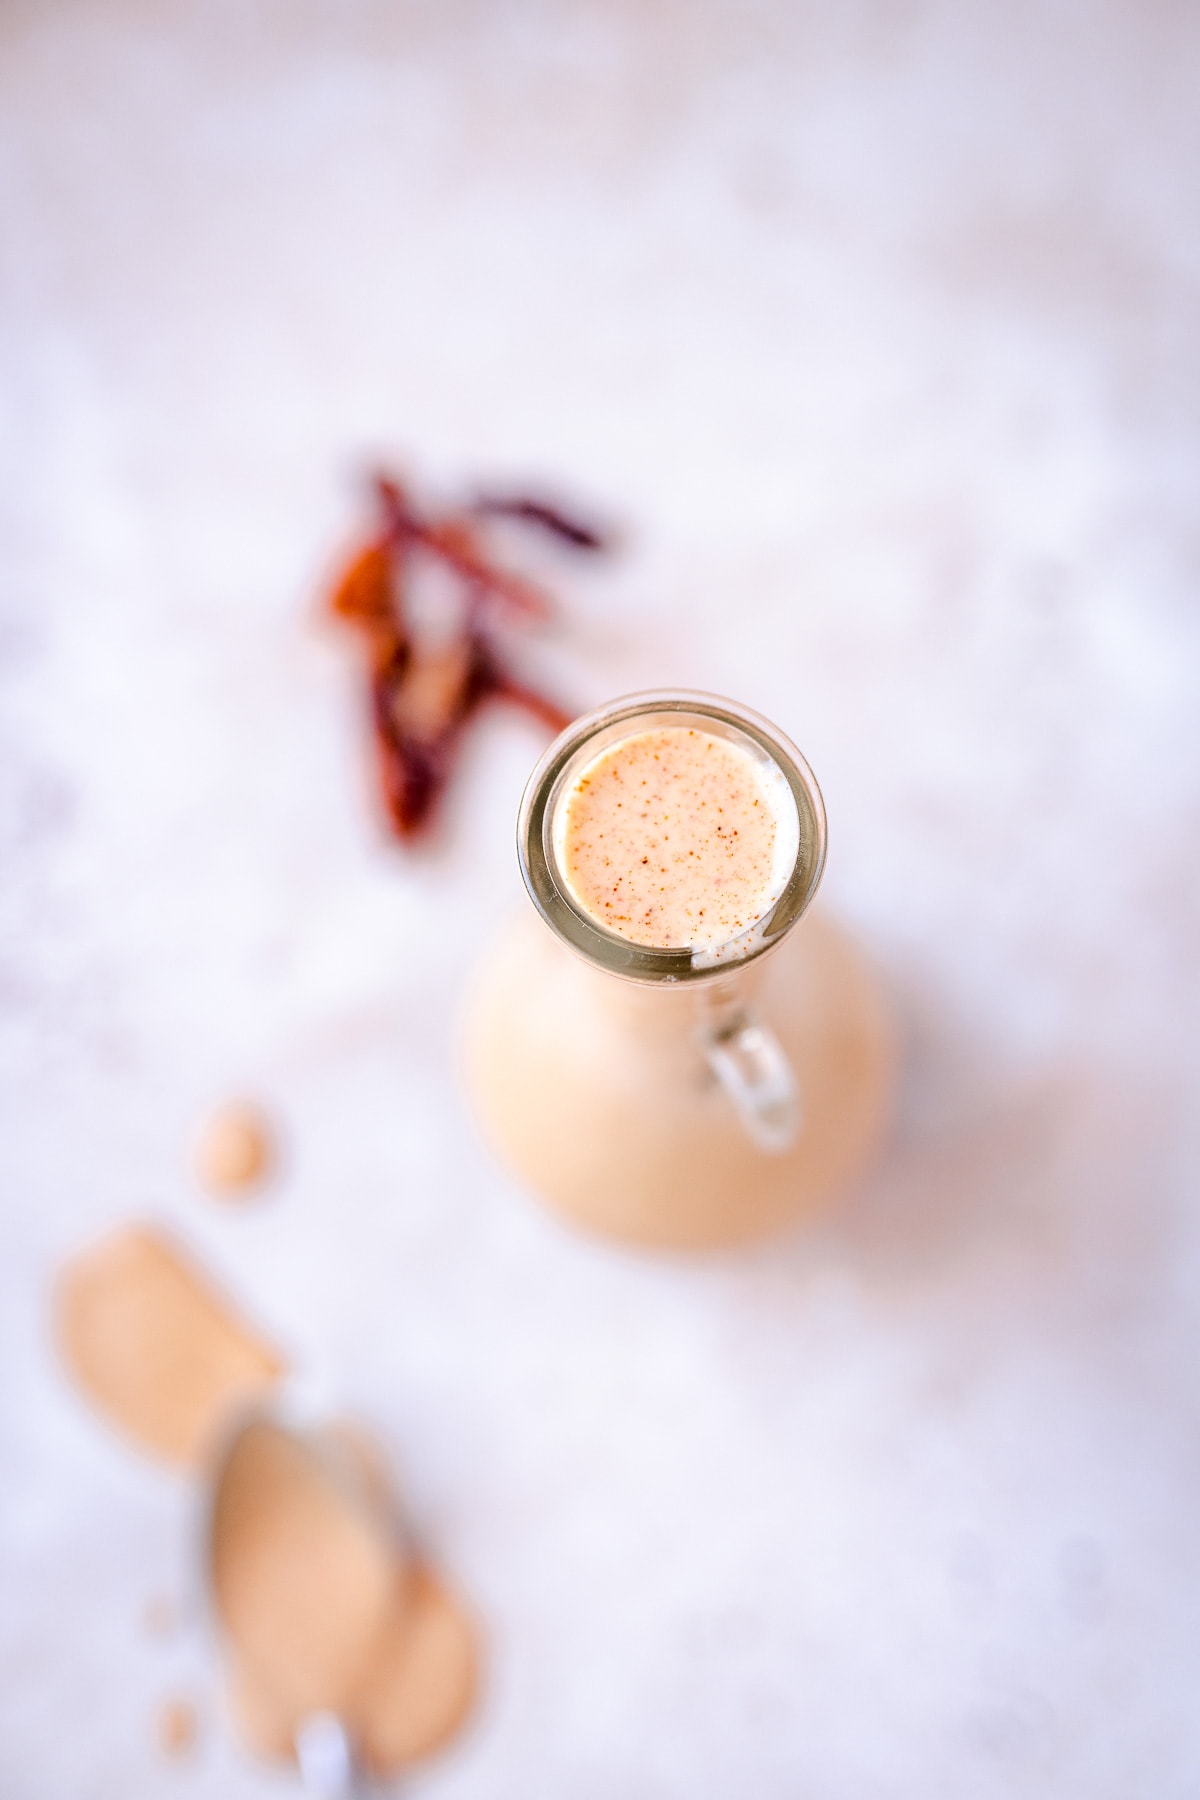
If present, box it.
[2,3,1199,1795]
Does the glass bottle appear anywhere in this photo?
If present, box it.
[463,691,894,1250]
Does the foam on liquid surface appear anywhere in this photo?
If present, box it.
[559,725,796,951]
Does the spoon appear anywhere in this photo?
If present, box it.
[206,1398,405,1794]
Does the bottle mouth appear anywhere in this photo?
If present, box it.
[517,690,827,984]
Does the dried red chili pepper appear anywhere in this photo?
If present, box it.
[326,473,595,839]
[467,492,609,552]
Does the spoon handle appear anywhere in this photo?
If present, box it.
[295,1713,362,1795]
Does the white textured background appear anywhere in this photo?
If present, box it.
[2,3,1199,1796]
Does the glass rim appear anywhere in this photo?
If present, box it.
[516,689,827,985]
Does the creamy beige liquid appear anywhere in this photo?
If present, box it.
[57,1227,477,1775]
[56,1225,284,1467]
[559,725,795,950]
[210,1416,478,1773]
[467,709,894,1247]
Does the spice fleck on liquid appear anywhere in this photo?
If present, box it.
[561,726,784,950]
